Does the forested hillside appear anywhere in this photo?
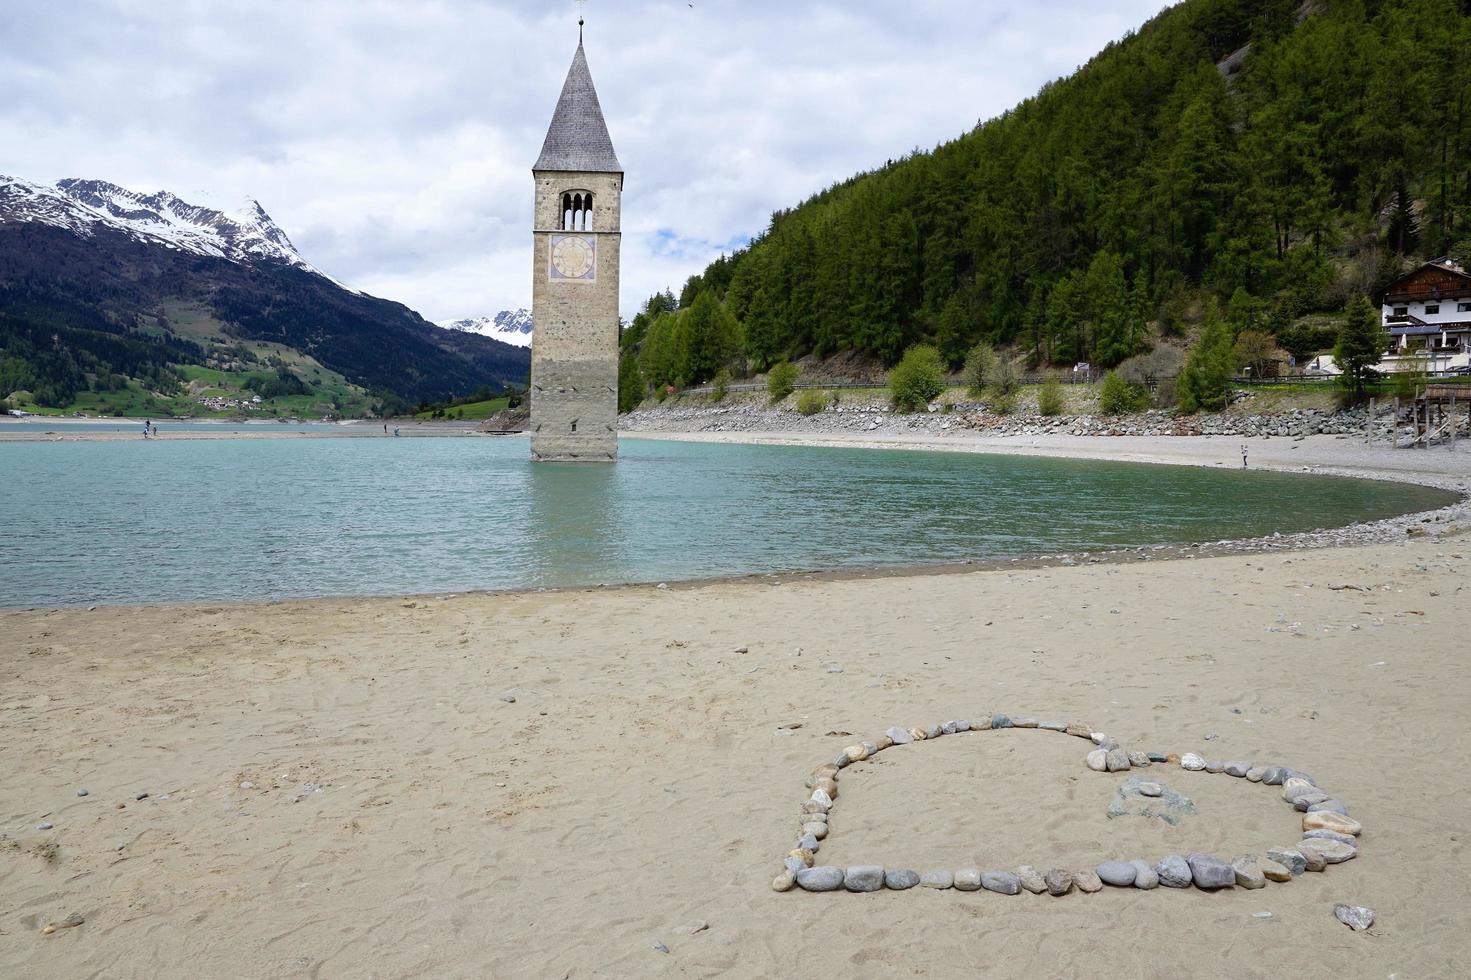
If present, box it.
[626,0,1471,394]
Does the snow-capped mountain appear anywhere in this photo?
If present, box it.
[0,174,343,284]
[438,309,533,348]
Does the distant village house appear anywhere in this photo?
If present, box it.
[1380,257,1471,375]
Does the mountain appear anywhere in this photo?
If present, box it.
[438,309,534,348]
[0,175,529,411]
[633,0,1471,389]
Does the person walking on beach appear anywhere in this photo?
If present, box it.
[383,422,388,435]
[1241,444,1248,468]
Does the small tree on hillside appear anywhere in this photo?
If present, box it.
[962,342,995,397]
[889,344,946,411]
[1177,299,1235,413]
[1334,295,1388,402]
[766,361,800,402]
[1233,329,1285,379]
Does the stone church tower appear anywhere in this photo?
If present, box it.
[528,32,622,462]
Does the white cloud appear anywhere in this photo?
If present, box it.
[1,0,1166,321]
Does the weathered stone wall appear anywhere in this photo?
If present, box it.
[530,169,622,462]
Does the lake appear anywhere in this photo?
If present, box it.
[0,436,1454,607]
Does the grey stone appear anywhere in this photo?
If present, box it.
[981,871,1022,895]
[1040,721,1069,732]
[970,717,992,730]
[1013,717,1040,728]
[500,694,517,703]
[796,866,844,891]
[1138,782,1163,797]
[1104,748,1131,772]
[925,724,943,739]
[1292,791,1331,811]
[75,788,88,797]
[1245,767,1267,782]
[941,720,961,734]
[37,822,53,831]
[1181,753,1207,771]
[1282,778,1319,804]
[1157,855,1192,888]
[885,726,913,745]
[1086,749,1109,772]
[954,868,982,891]
[1224,761,1251,777]
[1128,751,1151,767]
[1307,799,1349,815]
[1187,853,1236,889]
[1074,869,1103,893]
[1261,766,1289,785]
[844,865,884,892]
[1146,752,1169,763]
[1044,869,1073,896]
[1095,735,1120,751]
[991,714,1013,729]
[1285,769,1316,785]
[1302,829,1357,846]
[1205,759,1227,774]
[1231,857,1267,889]
[1266,847,1307,876]
[783,857,806,874]
[884,868,920,890]
[1130,860,1159,889]
[134,792,148,801]
[1297,845,1327,872]
[1334,904,1375,931]
[920,869,954,889]
[797,833,819,851]
[1298,839,1356,865]
[1097,861,1137,887]
[1017,866,1046,894]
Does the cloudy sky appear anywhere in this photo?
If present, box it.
[3,0,1165,322]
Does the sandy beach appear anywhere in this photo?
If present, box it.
[2,431,1469,978]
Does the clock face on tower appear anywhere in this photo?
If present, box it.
[549,234,596,282]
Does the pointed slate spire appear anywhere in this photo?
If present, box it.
[534,43,622,174]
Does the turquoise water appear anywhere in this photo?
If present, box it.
[0,437,1454,607]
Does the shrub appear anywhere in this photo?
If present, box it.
[1116,346,1185,387]
[711,369,731,402]
[888,344,947,411]
[990,390,1017,415]
[767,361,800,402]
[1392,367,1427,401]
[962,343,995,396]
[1036,376,1065,416]
[796,389,827,415]
[1098,371,1152,414]
[986,356,1020,396]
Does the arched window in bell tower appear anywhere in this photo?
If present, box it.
[561,190,594,231]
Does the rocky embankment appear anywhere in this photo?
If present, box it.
[622,401,1413,441]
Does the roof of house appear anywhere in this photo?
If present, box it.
[534,43,622,174]
[1383,257,1471,298]
[1390,322,1471,336]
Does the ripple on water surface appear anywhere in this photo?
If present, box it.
[0,436,1454,606]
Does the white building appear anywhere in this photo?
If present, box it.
[1381,257,1471,374]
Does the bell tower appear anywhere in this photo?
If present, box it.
[528,24,622,462]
